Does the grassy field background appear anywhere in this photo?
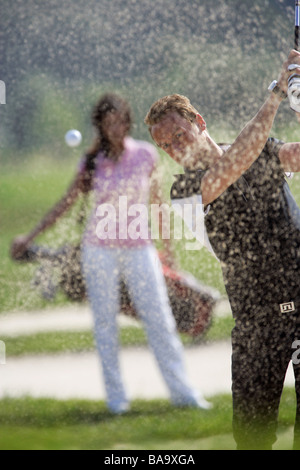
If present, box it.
[0,390,297,450]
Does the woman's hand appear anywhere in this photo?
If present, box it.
[10,234,32,260]
[10,172,85,262]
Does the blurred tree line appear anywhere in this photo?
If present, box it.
[0,0,297,157]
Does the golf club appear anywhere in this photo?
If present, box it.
[295,0,300,50]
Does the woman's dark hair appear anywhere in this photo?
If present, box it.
[82,93,132,191]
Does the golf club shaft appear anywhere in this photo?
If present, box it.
[295,0,300,51]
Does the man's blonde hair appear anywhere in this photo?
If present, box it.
[144,94,198,129]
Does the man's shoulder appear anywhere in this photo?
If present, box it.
[170,170,206,200]
[245,137,285,177]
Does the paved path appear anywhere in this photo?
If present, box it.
[0,300,229,336]
[0,303,296,401]
[0,343,234,400]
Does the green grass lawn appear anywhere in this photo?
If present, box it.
[0,390,297,450]
[0,314,297,451]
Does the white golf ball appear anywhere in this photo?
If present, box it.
[64,129,82,147]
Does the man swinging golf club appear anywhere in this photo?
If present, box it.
[145,49,300,449]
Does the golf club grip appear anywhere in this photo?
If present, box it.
[295,26,299,51]
[296,1,300,51]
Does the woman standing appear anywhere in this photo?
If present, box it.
[11,93,211,414]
